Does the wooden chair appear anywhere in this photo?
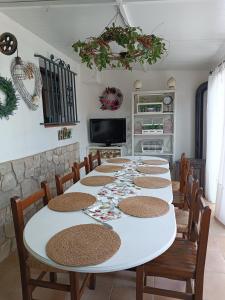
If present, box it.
[11,181,95,300]
[136,188,211,300]
[172,158,191,209]
[73,157,90,181]
[88,150,101,171]
[55,169,77,195]
[175,175,199,238]
[172,153,187,193]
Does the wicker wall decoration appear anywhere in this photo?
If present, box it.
[10,58,42,110]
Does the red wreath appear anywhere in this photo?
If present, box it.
[99,87,123,110]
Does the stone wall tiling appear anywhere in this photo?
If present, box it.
[0,142,80,262]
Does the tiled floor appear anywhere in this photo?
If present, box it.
[1,204,225,300]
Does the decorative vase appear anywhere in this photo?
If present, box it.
[167,77,176,89]
[134,80,142,90]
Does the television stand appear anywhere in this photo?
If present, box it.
[88,145,125,159]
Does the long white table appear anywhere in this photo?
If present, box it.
[23,156,176,273]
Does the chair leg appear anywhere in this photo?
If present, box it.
[136,265,144,300]
[50,272,57,283]
[20,265,32,300]
[69,272,80,300]
[88,274,96,290]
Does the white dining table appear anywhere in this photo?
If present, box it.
[23,156,176,273]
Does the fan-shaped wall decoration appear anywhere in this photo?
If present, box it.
[99,87,123,111]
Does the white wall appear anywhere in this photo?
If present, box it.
[0,12,209,163]
[0,12,94,163]
[88,70,209,160]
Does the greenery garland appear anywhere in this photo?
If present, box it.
[0,76,18,119]
[72,24,166,71]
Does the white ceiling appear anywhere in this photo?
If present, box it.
[1,0,225,70]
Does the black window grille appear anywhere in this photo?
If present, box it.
[35,54,78,126]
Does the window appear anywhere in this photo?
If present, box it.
[36,54,78,126]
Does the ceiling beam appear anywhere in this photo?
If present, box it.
[116,0,148,71]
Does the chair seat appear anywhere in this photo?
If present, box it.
[172,180,180,192]
[173,191,185,208]
[175,208,189,233]
[27,255,66,273]
[144,239,197,280]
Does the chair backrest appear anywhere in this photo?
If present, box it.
[11,181,51,266]
[73,157,90,181]
[55,169,76,195]
[190,188,211,292]
[88,150,101,171]
[180,154,190,193]
[186,176,200,237]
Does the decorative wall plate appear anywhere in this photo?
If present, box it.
[10,59,42,111]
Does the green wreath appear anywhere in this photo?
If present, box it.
[0,76,18,119]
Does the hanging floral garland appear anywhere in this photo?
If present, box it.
[11,59,42,111]
[73,23,166,71]
[99,87,123,110]
[0,76,18,119]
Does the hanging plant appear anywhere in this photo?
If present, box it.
[72,23,166,71]
[0,76,18,119]
[99,87,123,110]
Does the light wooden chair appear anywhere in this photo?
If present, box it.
[73,157,90,181]
[55,169,77,195]
[88,150,101,171]
[136,188,211,300]
[11,181,95,300]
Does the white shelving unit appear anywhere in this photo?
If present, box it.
[131,89,176,163]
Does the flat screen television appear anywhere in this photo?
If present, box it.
[90,118,126,146]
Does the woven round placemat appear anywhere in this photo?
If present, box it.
[46,224,121,266]
[133,176,171,189]
[142,159,168,166]
[107,158,131,164]
[118,196,169,218]
[48,192,96,212]
[95,165,124,173]
[136,166,168,175]
[80,176,115,186]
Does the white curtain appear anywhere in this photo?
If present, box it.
[205,64,225,223]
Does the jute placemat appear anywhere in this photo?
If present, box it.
[46,224,121,266]
[95,165,124,173]
[136,166,168,175]
[107,158,131,164]
[133,176,171,189]
[142,159,168,166]
[80,176,115,186]
[119,196,169,218]
[48,192,96,212]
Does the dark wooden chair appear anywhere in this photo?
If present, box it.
[172,153,187,193]
[11,181,95,300]
[173,157,191,209]
[175,175,199,238]
[88,150,101,171]
[55,169,77,195]
[73,157,90,181]
[136,188,211,300]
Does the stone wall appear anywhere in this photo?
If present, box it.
[0,142,80,262]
